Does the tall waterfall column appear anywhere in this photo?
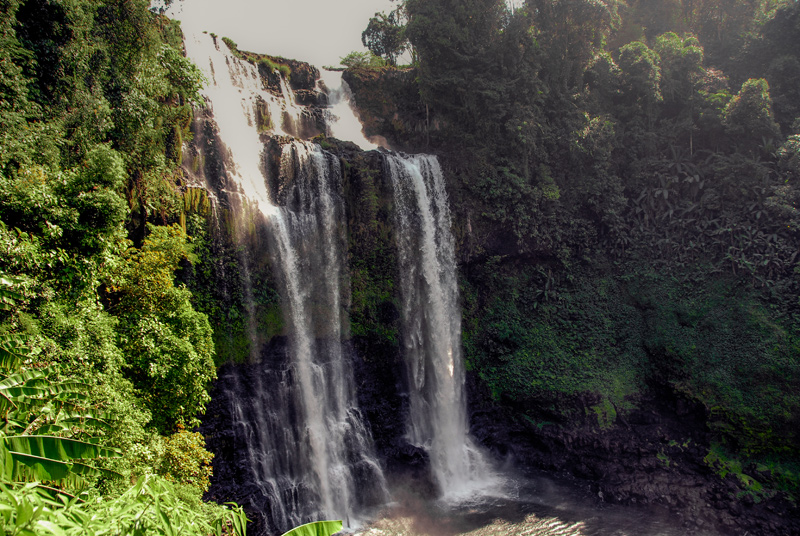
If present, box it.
[386,154,498,500]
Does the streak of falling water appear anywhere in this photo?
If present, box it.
[386,153,500,500]
[318,69,379,150]
[268,141,388,525]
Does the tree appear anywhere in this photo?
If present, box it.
[339,51,385,70]
[723,78,781,150]
[617,40,663,126]
[404,0,509,137]
[107,225,216,434]
[526,0,622,91]
[362,9,408,66]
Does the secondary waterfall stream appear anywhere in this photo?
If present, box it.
[385,155,497,499]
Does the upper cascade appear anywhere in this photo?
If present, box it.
[318,69,379,151]
[183,30,380,157]
[182,31,278,212]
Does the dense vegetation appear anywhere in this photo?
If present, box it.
[2,0,799,531]
[0,0,247,532]
[346,0,800,505]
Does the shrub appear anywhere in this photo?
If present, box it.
[160,427,214,492]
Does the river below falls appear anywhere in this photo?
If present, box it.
[349,470,720,536]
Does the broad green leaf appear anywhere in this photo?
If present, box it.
[70,462,122,480]
[3,387,50,399]
[55,412,114,433]
[0,369,48,389]
[0,336,28,371]
[280,520,343,536]
[0,392,18,418]
[7,451,72,481]
[0,275,23,312]
[46,382,92,397]
[34,519,68,536]
[6,435,121,461]
[31,424,70,436]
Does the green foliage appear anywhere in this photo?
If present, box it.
[653,32,704,116]
[109,224,215,433]
[0,274,121,491]
[0,475,248,536]
[258,57,291,79]
[340,51,387,70]
[723,78,781,149]
[0,276,24,314]
[630,272,799,451]
[528,0,621,91]
[0,0,241,531]
[281,520,343,536]
[704,444,768,500]
[362,8,408,66]
[617,41,662,107]
[221,37,239,56]
[463,264,643,404]
[159,427,213,492]
[340,154,399,349]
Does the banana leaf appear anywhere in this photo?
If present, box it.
[5,435,121,461]
[280,520,343,536]
[7,451,73,481]
[31,424,71,436]
[47,382,91,397]
[0,369,47,389]
[0,337,29,371]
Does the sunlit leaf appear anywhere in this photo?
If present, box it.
[280,520,343,536]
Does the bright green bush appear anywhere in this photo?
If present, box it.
[159,427,214,492]
[109,225,215,433]
[0,475,247,536]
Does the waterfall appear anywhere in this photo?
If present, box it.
[268,141,387,526]
[386,154,498,500]
[183,31,386,533]
[318,69,378,151]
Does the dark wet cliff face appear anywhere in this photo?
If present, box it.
[342,67,430,152]
[465,374,800,536]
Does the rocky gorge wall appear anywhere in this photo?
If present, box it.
[180,53,799,535]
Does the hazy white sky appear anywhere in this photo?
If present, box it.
[167,0,398,67]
